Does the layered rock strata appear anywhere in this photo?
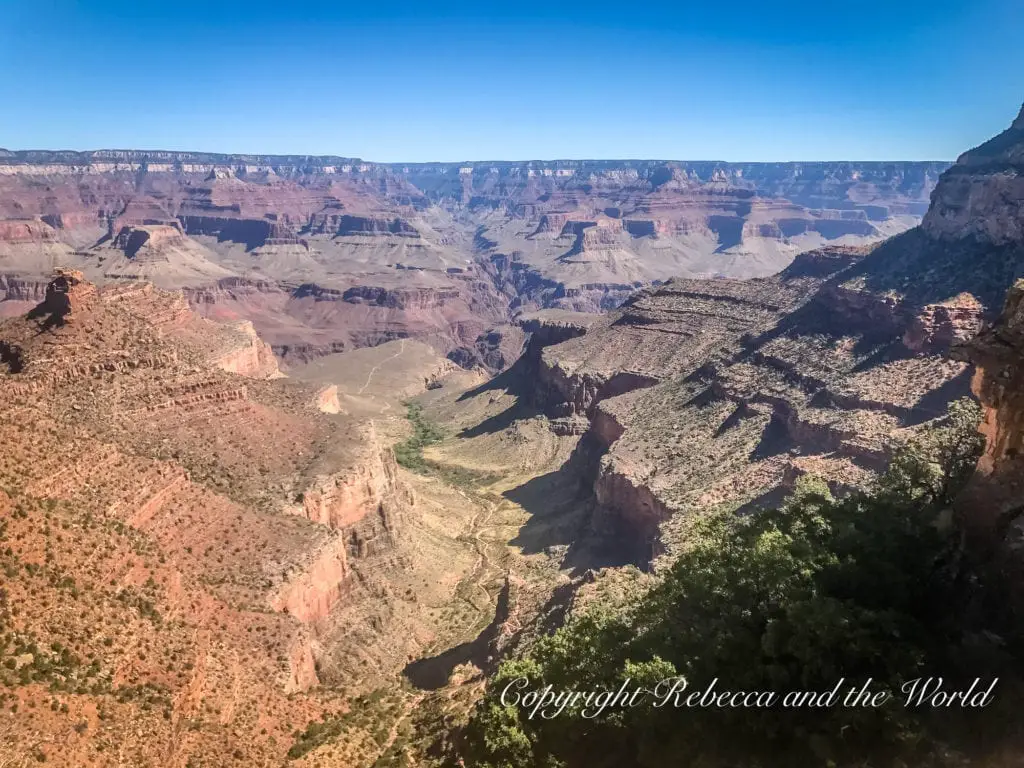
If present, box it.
[0,270,415,763]
[1,150,945,357]
[523,107,1024,562]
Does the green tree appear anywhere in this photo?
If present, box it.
[878,397,984,508]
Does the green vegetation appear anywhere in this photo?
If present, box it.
[460,399,1024,767]
[0,622,107,695]
[394,402,445,472]
[394,402,501,487]
[288,712,354,760]
[114,585,162,624]
[287,688,405,760]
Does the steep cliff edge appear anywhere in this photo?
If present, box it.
[213,318,284,378]
[923,103,1024,245]
[95,224,236,287]
[949,276,1024,632]
[853,104,1024,311]
[957,279,1024,530]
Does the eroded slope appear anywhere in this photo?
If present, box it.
[0,270,430,765]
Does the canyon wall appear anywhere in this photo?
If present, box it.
[923,104,1024,245]
[0,150,945,369]
[958,279,1024,529]
[527,144,1024,561]
[0,269,415,666]
[0,270,428,764]
[213,319,283,378]
[515,107,1024,562]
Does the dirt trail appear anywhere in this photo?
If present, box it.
[456,489,503,613]
[358,338,406,395]
[384,394,578,755]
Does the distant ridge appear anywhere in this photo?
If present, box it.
[0,148,950,170]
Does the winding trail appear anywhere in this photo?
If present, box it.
[456,489,501,612]
[358,338,406,395]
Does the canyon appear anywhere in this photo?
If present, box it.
[0,151,943,368]
[0,269,484,765]
[513,104,1024,562]
[2,105,1023,766]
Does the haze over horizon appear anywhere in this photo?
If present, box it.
[1,0,1022,162]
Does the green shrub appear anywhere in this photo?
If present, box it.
[394,403,445,472]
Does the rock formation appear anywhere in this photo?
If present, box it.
[212,319,283,378]
[0,270,416,764]
[957,279,1024,530]
[0,149,945,366]
[923,103,1024,245]
[519,106,1024,563]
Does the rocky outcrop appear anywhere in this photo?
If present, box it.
[112,223,186,257]
[0,274,48,303]
[336,284,461,310]
[623,219,663,237]
[923,104,1024,245]
[315,383,344,414]
[214,320,283,378]
[447,324,527,372]
[903,294,985,354]
[32,267,98,325]
[307,212,419,237]
[528,212,572,237]
[284,632,320,694]
[821,284,905,335]
[93,223,236,287]
[593,456,673,561]
[41,210,101,231]
[958,280,1024,527]
[269,426,413,624]
[518,309,599,348]
[179,214,277,248]
[0,217,59,243]
[514,309,605,414]
[270,535,354,624]
[953,279,1024,627]
[589,402,626,448]
[297,425,411,534]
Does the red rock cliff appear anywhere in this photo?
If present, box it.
[959,279,1024,529]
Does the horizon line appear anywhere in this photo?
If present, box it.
[0,147,954,167]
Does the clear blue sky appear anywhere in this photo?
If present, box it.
[0,0,1021,162]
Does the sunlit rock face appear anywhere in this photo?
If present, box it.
[957,280,1024,527]
[924,104,1024,246]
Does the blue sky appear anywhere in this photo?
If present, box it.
[0,0,1021,161]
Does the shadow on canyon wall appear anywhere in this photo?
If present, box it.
[403,580,511,691]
